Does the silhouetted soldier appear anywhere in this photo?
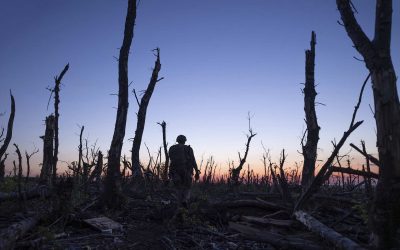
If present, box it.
[169,135,200,207]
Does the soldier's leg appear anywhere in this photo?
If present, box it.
[181,171,193,207]
[183,188,191,204]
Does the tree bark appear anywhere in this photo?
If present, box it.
[0,91,15,162]
[102,0,136,208]
[337,0,400,247]
[131,48,162,178]
[301,31,320,190]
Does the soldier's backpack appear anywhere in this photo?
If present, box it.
[169,144,190,166]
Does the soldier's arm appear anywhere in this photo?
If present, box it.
[188,146,199,172]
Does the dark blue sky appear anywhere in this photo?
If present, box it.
[0,0,399,175]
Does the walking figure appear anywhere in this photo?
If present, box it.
[168,135,200,207]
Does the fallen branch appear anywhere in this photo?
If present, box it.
[0,216,40,249]
[294,210,365,250]
[214,199,288,211]
[16,232,67,248]
[349,143,380,167]
[0,186,50,202]
[313,194,360,205]
[330,166,378,179]
[241,215,293,227]
[229,222,322,250]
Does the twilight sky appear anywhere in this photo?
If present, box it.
[0,0,399,176]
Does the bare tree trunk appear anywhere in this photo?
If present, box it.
[0,91,15,162]
[0,154,8,181]
[14,144,23,201]
[294,74,368,211]
[361,141,372,196]
[277,149,293,204]
[337,1,400,247]
[102,0,136,208]
[131,48,162,178]
[77,126,84,175]
[24,148,38,185]
[89,150,103,184]
[158,121,169,182]
[40,115,55,185]
[52,64,69,184]
[301,31,320,190]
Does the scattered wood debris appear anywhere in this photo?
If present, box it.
[84,216,123,234]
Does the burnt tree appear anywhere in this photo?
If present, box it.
[0,154,8,181]
[131,48,163,178]
[277,149,293,204]
[40,115,54,185]
[337,0,400,247]
[301,31,320,190]
[158,121,169,181]
[294,74,369,211]
[25,148,38,184]
[52,64,69,184]
[102,0,136,208]
[77,125,84,175]
[13,144,23,201]
[0,91,15,168]
[231,115,257,185]
[89,150,103,184]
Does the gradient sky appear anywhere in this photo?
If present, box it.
[0,0,399,176]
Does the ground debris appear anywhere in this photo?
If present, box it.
[83,216,123,234]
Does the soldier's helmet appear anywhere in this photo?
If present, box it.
[176,135,187,144]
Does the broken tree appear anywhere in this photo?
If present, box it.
[230,114,257,185]
[294,73,370,211]
[158,121,169,181]
[52,63,69,184]
[337,0,400,248]
[0,91,15,180]
[102,0,136,208]
[40,115,54,185]
[131,48,163,178]
[301,31,320,190]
